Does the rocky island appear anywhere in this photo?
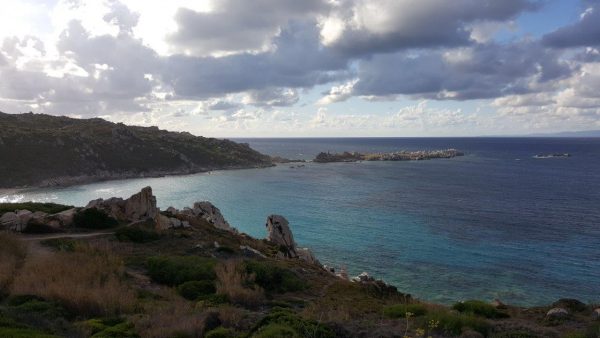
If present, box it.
[0,112,273,189]
[1,187,599,338]
[314,149,464,163]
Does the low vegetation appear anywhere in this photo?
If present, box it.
[72,209,118,229]
[453,299,509,319]
[0,202,73,215]
[1,218,598,337]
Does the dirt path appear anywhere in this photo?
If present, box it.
[18,232,114,256]
[19,232,114,241]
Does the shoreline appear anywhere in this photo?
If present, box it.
[0,163,275,192]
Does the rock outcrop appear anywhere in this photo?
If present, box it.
[1,207,78,232]
[163,201,236,233]
[264,215,319,264]
[86,186,158,222]
[188,202,235,233]
[351,272,401,298]
[265,215,297,257]
[592,308,600,321]
[546,307,569,319]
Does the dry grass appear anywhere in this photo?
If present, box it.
[0,233,27,296]
[133,299,206,338]
[215,259,264,308]
[216,304,248,329]
[11,243,135,316]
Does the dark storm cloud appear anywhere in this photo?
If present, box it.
[327,0,540,57]
[162,22,349,99]
[352,42,571,100]
[542,3,600,48]
[168,0,329,55]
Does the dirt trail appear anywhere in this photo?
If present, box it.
[19,232,114,241]
[18,232,114,256]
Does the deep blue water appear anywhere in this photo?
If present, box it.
[3,138,599,305]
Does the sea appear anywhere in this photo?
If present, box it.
[2,138,599,306]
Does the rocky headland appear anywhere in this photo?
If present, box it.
[314,149,464,163]
[0,112,273,189]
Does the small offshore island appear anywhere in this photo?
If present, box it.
[314,149,464,163]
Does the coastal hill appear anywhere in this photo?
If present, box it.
[0,112,272,188]
[0,187,599,337]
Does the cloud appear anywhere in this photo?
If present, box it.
[350,41,571,100]
[161,22,348,100]
[543,4,600,48]
[168,0,328,56]
[243,88,300,107]
[322,0,539,56]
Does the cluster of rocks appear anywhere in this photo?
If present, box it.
[1,186,322,267]
[265,215,319,265]
[545,298,600,321]
[0,207,76,232]
[167,202,236,233]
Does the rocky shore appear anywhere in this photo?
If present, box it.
[314,149,464,163]
[1,187,599,337]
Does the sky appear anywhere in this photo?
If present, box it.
[1,0,600,137]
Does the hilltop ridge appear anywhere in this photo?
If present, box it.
[0,112,273,188]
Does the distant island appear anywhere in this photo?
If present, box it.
[0,112,273,189]
[314,149,464,163]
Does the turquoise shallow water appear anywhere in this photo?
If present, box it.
[2,138,600,305]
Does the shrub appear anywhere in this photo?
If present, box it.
[205,327,236,338]
[115,226,160,243]
[146,256,216,286]
[563,332,587,338]
[245,260,306,293]
[0,327,59,338]
[425,309,491,336]
[215,260,264,308]
[252,323,300,338]
[91,322,139,338]
[177,281,216,301]
[11,246,135,317]
[453,300,509,319]
[0,202,72,215]
[0,233,27,297]
[249,308,334,338]
[383,303,428,318]
[40,238,80,252]
[8,296,70,320]
[73,208,118,229]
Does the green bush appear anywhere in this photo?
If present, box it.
[245,261,306,293]
[146,256,216,286]
[177,281,216,301]
[115,226,160,243]
[91,322,139,338]
[0,327,59,338]
[7,295,71,320]
[0,202,72,215]
[453,300,509,319]
[205,327,236,338]
[252,323,300,338]
[426,310,491,336]
[73,209,118,229]
[383,303,427,318]
[78,318,138,338]
[249,308,334,338]
[563,332,587,338]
